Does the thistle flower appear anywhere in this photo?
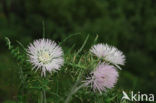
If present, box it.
[27,39,64,76]
[90,44,125,65]
[84,63,119,94]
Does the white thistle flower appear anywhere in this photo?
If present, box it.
[90,43,125,66]
[27,39,64,76]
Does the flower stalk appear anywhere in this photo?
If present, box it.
[64,83,85,103]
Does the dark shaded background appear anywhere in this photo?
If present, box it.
[0,0,156,102]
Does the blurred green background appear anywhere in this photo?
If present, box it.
[0,0,156,102]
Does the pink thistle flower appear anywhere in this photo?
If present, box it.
[85,63,119,94]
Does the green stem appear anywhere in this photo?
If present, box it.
[64,84,85,103]
[42,20,45,38]
[43,89,47,103]
[41,77,47,103]
[40,90,43,103]
[40,88,47,103]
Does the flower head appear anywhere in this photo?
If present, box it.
[27,39,64,76]
[84,63,118,94]
[90,44,125,65]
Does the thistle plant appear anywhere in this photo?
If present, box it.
[4,33,132,103]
